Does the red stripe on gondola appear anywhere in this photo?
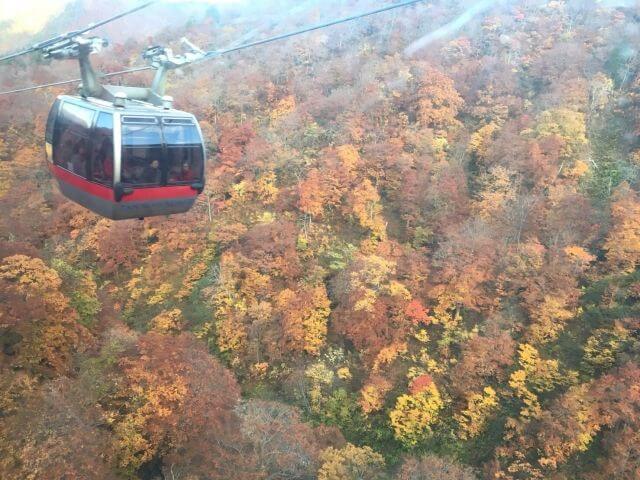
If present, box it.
[50,164,197,202]
[51,164,114,201]
[123,185,196,202]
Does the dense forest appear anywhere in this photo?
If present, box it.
[1,0,640,478]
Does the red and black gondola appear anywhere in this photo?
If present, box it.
[45,95,205,220]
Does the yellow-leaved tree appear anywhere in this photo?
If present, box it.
[508,343,574,420]
[473,165,516,219]
[213,251,270,357]
[468,122,501,161]
[534,108,588,161]
[346,179,387,241]
[389,379,444,446]
[276,284,331,355]
[317,443,386,480]
[359,374,393,414]
[0,255,89,374]
[150,309,184,334]
[455,386,499,440]
[416,65,464,129]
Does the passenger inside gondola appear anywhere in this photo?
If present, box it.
[93,138,113,183]
[180,162,194,182]
[70,138,88,175]
[167,142,203,184]
[168,161,194,182]
[58,129,75,170]
[142,159,161,184]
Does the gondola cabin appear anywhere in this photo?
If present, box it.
[45,94,205,220]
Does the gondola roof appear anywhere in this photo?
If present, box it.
[60,94,195,118]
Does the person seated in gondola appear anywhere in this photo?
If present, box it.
[169,161,194,182]
[122,157,145,184]
[70,139,88,175]
[180,162,194,182]
[93,138,113,183]
[142,159,161,184]
[58,129,75,170]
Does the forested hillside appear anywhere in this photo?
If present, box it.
[1,1,640,479]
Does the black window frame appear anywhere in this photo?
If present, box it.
[90,112,115,187]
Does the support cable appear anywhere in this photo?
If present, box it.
[0,0,425,96]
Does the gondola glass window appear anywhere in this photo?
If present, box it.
[121,117,163,186]
[53,103,94,178]
[91,113,114,185]
[163,119,204,185]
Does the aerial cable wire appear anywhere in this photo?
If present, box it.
[0,0,426,96]
[0,66,153,95]
[226,0,319,49]
[201,0,425,60]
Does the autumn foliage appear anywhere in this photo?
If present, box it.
[1,1,640,479]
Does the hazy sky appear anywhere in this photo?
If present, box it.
[0,0,72,32]
[0,0,247,33]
